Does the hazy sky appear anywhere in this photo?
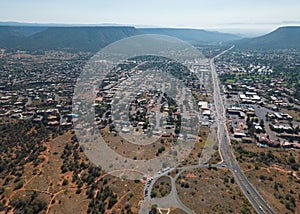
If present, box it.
[1,0,300,33]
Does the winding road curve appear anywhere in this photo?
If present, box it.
[139,46,275,214]
[211,46,275,214]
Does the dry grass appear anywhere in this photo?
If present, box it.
[179,127,212,167]
[1,131,145,213]
[176,168,255,214]
[233,141,300,213]
[152,176,172,198]
[102,128,173,160]
[245,167,300,214]
[170,208,186,214]
[281,108,300,122]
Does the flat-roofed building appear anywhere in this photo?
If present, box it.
[198,101,209,110]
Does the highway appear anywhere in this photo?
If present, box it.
[139,46,276,214]
[210,46,275,214]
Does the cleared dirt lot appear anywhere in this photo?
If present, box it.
[176,168,255,214]
[233,141,300,214]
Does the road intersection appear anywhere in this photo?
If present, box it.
[138,46,275,214]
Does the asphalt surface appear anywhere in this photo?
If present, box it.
[139,46,276,214]
[211,47,275,214]
[139,173,196,214]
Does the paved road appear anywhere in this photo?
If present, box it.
[25,97,32,106]
[210,46,275,214]
[139,173,196,214]
[139,46,276,214]
[139,163,224,214]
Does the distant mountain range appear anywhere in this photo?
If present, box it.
[0,26,139,52]
[139,28,241,44]
[234,26,300,49]
[0,24,299,52]
[0,25,241,52]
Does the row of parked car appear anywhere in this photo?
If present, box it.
[144,178,153,197]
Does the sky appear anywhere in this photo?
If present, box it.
[1,0,300,35]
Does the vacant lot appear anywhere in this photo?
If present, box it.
[152,176,172,198]
[233,140,300,213]
[0,128,145,213]
[102,128,174,160]
[176,168,255,214]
